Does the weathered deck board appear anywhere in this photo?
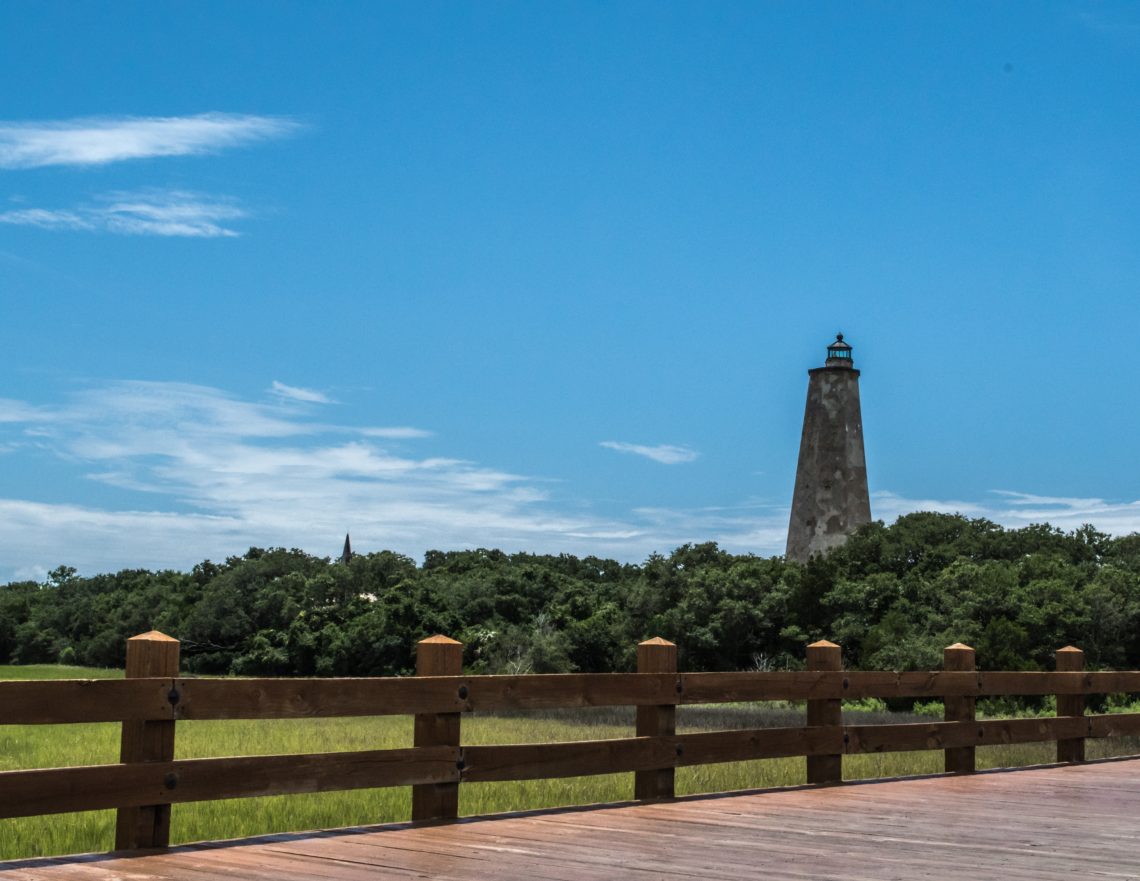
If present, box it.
[4,759,1139,880]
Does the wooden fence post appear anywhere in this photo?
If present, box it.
[412,635,463,821]
[634,637,677,800]
[1056,645,1085,763]
[115,631,179,851]
[806,640,842,785]
[943,642,976,774]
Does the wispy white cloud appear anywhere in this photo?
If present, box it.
[1,381,1138,580]
[0,398,50,422]
[12,563,50,583]
[600,441,699,464]
[0,113,298,169]
[97,191,245,237]
[270,381,332,404]
[0,382,613,575]
[872,490,1140,537]
[0,207,91,230]
[0,381,777,576]
[0,190,246,237]
[358,427,433,439]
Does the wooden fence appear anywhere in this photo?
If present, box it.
[3,631,1140,853]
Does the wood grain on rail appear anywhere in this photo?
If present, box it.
[175,676,471,719]
[462,727,846,782]
[467,673,681,710]
[846,713,1140,753]
[679,670,1140,702]
[9,670,1140,725]
[0,746,459,819]
[462,713,1140,783]
[0,679,177,724]
[175,673,683,719]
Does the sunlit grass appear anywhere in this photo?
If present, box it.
[0,665,124,681]
[2,665,1138,862]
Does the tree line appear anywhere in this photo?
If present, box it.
[2,513,1139,688]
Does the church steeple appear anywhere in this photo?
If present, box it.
[339,534,352,565]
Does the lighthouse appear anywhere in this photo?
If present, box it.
[785,334,872,563]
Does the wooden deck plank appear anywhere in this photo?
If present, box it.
[264,836,627,881]
[523,809,1093,879]
[5,760,1139,880]
[647,766,1140,875]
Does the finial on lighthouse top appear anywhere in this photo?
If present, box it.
[825,333,854,368]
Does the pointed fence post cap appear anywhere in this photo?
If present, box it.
[807,639,839,648]
[637,636,677,673]
[418,634,462,645]
[945,642,974,651]
[1057,645,1083,653]
[128,631,178,642]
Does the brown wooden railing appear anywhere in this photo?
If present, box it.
[3,631,1140,853]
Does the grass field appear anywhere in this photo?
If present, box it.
[2,665,1138,862]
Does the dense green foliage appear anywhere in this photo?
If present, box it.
[3,513,1140,679]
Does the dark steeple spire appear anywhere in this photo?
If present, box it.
[339,534,352,565]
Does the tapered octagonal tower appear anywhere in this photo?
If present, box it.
[785,334,871,563]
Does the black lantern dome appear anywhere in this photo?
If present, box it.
[825,333,853,368]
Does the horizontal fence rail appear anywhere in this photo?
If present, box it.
[2,632,1139,853]
[6,715,1140,821]
[7,671,1140,726]
[0,746,461,820]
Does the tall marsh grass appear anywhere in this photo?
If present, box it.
[2,665,1137,862]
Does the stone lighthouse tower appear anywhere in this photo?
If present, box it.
[785,334,871,563]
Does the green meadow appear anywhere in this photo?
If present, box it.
[2,665,1138,862]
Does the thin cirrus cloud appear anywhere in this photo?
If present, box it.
[600,441,699,464]
[0,190,246,237]
[871,490,1140,538]
[1,380,1138,581]
[0,113,299,169]
[0,380,632,578]
[266,382,429,437]
[0,377,789,580]
[270,381,333,404]
[0,113,299,236]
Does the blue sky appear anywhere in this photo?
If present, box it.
[1,2,1139,581]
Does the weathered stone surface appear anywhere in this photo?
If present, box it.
[785,347,871,563]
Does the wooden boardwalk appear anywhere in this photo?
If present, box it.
[5,759,1139,880]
